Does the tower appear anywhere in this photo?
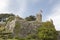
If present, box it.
[36,10,42,22]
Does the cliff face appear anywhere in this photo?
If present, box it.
[4,17,58,40]
[0,14,58,40]
[13,20,41,38]
[5,17,41,38]
[5,19,16,32]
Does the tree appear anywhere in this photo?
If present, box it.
[37,21,57,40]
[0,14,15,22]
[25,15,36,21]
[0,14,15,19]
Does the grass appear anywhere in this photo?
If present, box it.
[0,38,18,40]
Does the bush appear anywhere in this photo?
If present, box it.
[25,15,36,21]
[13,21,21,38]
[37,22,57,40]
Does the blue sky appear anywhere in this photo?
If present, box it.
[0,0,60,30]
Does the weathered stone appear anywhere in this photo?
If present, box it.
[12,19,41,38]
[5,11,42,38]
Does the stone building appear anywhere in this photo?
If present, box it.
[36,10,42,23]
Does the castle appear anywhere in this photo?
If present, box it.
[36,10,42,22]
[0,10,59,40]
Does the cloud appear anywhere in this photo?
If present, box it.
[0,0,27,18]
[0,0,9,13]
[16,0,28,17]
[19,0,27,14]
[47,4,60,30]
[0,0,28,17]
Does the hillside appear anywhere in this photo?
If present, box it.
[0,14,58,40]
[0,14,15,19]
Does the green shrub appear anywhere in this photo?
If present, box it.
[13,21,21,38]
[37,22,57,40]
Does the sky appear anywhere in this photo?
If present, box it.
[0,0,60,30]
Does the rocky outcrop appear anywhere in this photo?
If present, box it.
[5,17,41,38]
[13,20,41,38]
[5,19,16,32]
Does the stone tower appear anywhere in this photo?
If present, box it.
[36,10,42,22]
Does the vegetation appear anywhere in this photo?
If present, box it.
[0,14,15,22]
[13,21,57,40]
[37,21,57,40]
[14,21,21,38]
[0,21,57,40]
[0,14,15,19]
[0,26,5,32]
[0,14,57,40]
[6,16,15,22]
[25,15,36,21]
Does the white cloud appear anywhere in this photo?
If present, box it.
[16,0,27,17]
[0,0,27,17]
[47,4,60,30]
[19,0,27,13]
[0,0,9,13]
